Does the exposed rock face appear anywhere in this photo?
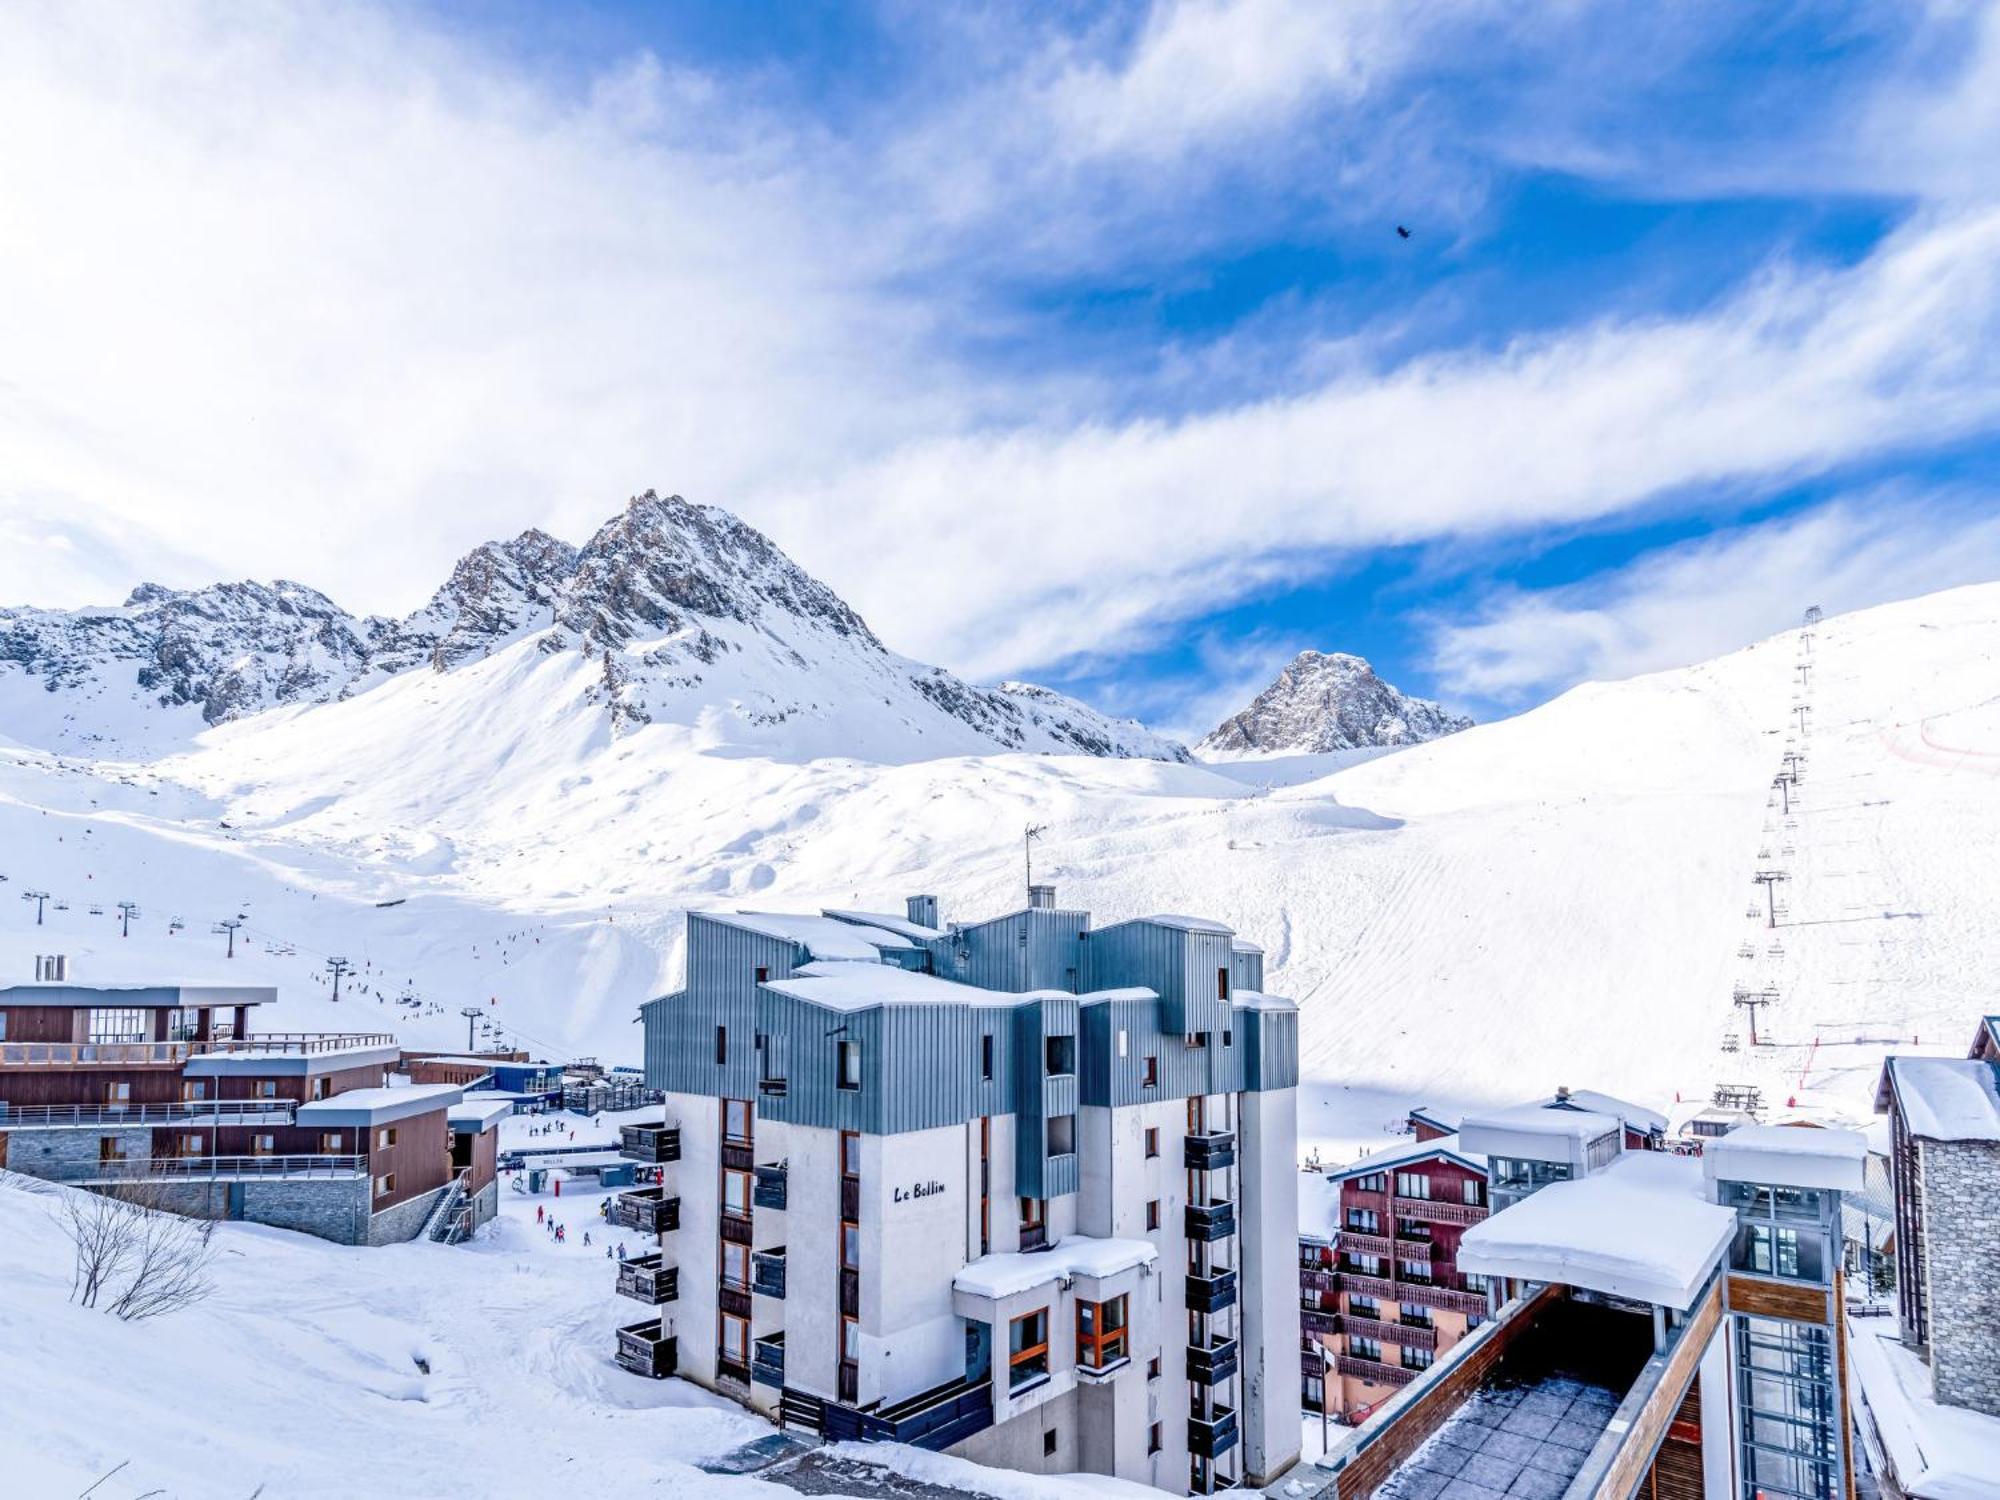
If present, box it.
[1,491,1188,762]
[1200,650,1471,758]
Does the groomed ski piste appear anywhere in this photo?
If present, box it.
[4,581,2000,1492]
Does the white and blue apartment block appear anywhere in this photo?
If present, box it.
[613,887,1302,1496]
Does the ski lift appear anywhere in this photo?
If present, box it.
[1736,943,1756,959]
[53,900,69,911]
[1721,1033,1741,1054]
[168,918,185,932]
[1745,904,1763,919]
[87,904,104,916]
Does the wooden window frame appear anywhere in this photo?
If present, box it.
[722,1240,750,1289]
[1008,1308,1050,1390]
[722,1168,752,1215]
[723,1098,752,1143]
[378,1126,398,1150]
[1076,1293,1128,1370]
[374,1172,397,1198]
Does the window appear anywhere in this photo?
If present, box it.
[754,966,769,983]
[1145,1200,1161,1231]
[842,1316,859,1361]
[378,1126,398,1149]
[1397,1218,1432,1241]
[723,1170,751,1215]
[838,1039,862,1091]
[1148,1354,1161,1380]
[1401,1347,1435,1372]
[1354,1172,1386,1194]
[1463,1273,1490,1293]
[715,1026,728,1066]
[1489,1156,1571,1207]
[1394,1171,1431,1200]
[1727,1180,1831,1284]
[981,1034,994,1081]
[840,1129,860,1176]
[1008,1308,1050,1389]
[1144,1127,1160,1159]
[1043,1430,1058,1458]
[1217,967,1229,1000]
[722,1241,750,1289]
[1398,1259,1432,1283]
[319,1131,343,1154]
[1142,1055,1158,1088]
[1350,1336,1382,1361]
[1736,1316,1839,1500]
[1148,1421,1163,1455]
[1346,1208,1379,1232]
[1044,1034,1075,1075]
[98,1137,127,1163]
[1046,1113,1075,1157]
[841,1221,860,1268]
[374,1173,396,1197]
[1117,1028,1128,1058]
[103,1081,132,1105]
[1462,1178,1484,1207]
[1020,1196,1044,1230]
[1304,1372,1325,1409]
[724,1099,752,1142]
[87,1007,148,1044]
[1399,1304,1433,1328]
[176,1133,203,1157]
[0,1013,6,1041]
[1222,1029,1232,1048]
[1585,1128,1622,1172]
[720,1312,749,1364]
[251,1133,275,1155]
[1348,1296,1379,1321]
[1186,1032,1208,1049]
[180,1080,208,1102]
[165,1007,198,1042]
[310,1076,331,1101]
[1076,1294,1128,1370]
[253,1079,278,1100]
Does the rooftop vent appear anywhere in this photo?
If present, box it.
[1554,1085,1572,1103]
[1028,884,1056,910]
[905,894,939,929]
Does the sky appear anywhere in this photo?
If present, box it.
[3,1,2000,740]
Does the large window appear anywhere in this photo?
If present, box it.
[723,1169,751,1216]
[840,1130,861,1178]
[1401,1346,1435,1372]
[838,1040,862,1091]
[720,1313,749,1365]
[1585,1128,1623,1172]
[1737,1316,1840,1500]
[1394,1171,1431,1200]
[1727,1181,1832,1284]
[87,1008,148,1044]
[1349,1336,1382,1362]
[723,1098,751,1142]
[1046,1113,1076,1157]
[1490,1157,1572,1207]
[722,1241,749,1289]
[1346,1208,1379,1232]
[1044,1035,1075,1076]
[1353,1173,1386,1194]
[1009,1308,1050,1389]
[1076,1295,1128,1371]
[165,1008,200,1042]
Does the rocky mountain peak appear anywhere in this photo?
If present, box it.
[1200,649,1471,758]
[370,527,580,674]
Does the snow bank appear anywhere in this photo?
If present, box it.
[1880,1057,2000,1143]
[1849,1317,2000,1500]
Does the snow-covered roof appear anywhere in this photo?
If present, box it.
[1230,938,1264,955]
[297,1082,463,1125]
[1849,1316,2000,1500]
[1459,1151,1734,1310]
[1877,1056,2000,1143]
[1130,913,1234,934]
[0,982,276,1007]
[1328,1131,1487,1183]
[1231,989,1296,1012]
[1703,1123,1867,1191]
[1075,987,1163,1006]
[447,1097,514,1130]
[820,908,946,942]
[704,910,912,958]
[764,960,1033,1012]
[953,1235,1157,1300]
[1460,1102,1623,1163]
[1542,1089,1668,1134]
[1410,1106,1460,1133]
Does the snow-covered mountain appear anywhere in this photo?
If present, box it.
[0,492,1184,762]
[1199,650,1472,758]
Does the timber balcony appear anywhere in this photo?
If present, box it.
[1300,1267,1339,1297]
[195,1032,396,1055]
[615,1252,679,1305]
[0,1100,296,1129]
[1392,1195,1487,1227]
[1339,1313,1439,1351]
[1188,1404,1240,1459]
[1186,1267,1239,1315]
[1187,1334,1239,1386]
[752,1246,787,1299]
[1301,1304,1339,1337]
[1335,1352,1415,1388]
[1338,1229,1395,1259]
[753,1162,788,1211]
[1185,1130,1237,1172]
[615,1318,677,1379]
[751,1332,785,1389]
[611,1185,680,1234]
[1185,1199,1238,1243]
[618,1123,681,1164]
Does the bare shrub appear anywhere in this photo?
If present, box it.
[55,1182,217,1320]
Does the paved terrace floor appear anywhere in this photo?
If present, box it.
[1378,1300,1652,1500]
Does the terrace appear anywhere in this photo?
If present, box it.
[0,1099,297,1128]
[48,1153,367,1184]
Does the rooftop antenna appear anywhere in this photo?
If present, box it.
[213,916,245,958]
[325,956,353,1002]
[116,900,140,939]
[1752,869,1790,929]
[1732,985,1780,1047]
[21,889,50,925]
[1024,823,1047,897]
[460,1006,483,1051]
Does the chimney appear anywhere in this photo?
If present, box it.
[905,894,939,930]
[1028,884,1056,910]
[34,954,69,982]
[1554,1085,1572,1104]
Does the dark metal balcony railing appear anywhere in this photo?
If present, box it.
[615,1319,676,1379]
[753,1162,788,1211]
[1188,1404,1239,1459]
[751,1333,785,1389]
[1395,1281,1489,1316]
[1340,1270,1397,1300]
[0,1100,296,1128]
[618,1123,682,1164]
[1188,1335,1239,1386]
[820,1372,994,1452]
[1187,1268,1239,1315]
[752,1247,787,1300]
[610,1186,680,1234]
[48,1153,364,1183]
[1185,1130,1237,1172]
[615,1252,679,1305]
[1186,1200,1238,1243]
[1300,1267,1339,1295]
[1301,1305,1338,1337]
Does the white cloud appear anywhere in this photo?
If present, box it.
[1428,493,2000,703]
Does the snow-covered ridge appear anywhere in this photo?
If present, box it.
[1200,649,1470,758]
[0,491,1185,763]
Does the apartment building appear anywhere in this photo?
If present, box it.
[617,890,1301,1496]
[1291,1101,1867,1500]
[0,975,498,1245]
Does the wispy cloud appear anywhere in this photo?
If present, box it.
[1428,491,2000,704]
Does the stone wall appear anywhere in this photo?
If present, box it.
[242,1178,372,1244]
[2,1125,152,1178]
[1921,1138,2000,1416]
[468,1179,499,1232]
[366,1181,450,1245]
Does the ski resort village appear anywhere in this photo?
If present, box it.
[8,5,2000,1498]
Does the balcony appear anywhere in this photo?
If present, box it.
[753,1162,788,1211]
[1301,1305,1338,1337]
[618,1123,681,1164]
[1300,1267,1339,1296]
[615,1318,677,1379]
[50,1153,364,1184]
[1187,1268,1239,1315]
[1020,1221,1049,1252]
[819,1371,993,1451]
[1339,1230,1394,1258]
[1185,1200,1238,1243]
[615,1252,679,1305]
[1188,1335,1239,1386]
[1398,1282,1489,1317]
[0,1099,296,1129]
[1392,1195,1487,1227]
[0,1040,190,1069]
[720,1210,753,1247]
[1394,1236,1441,1258]
[1341,1270,1397,1300]
[1185,1130,1237,1172]
[192,1032,396,1055]
[1341,1314,1438,1351]
[1336,1352,1415,1388]
[751,1332,785,1390]
[752,1246,787,1300]
[1188,1404,1239,1459]
[611,1185,680,1234]
[722,1138,755,1172]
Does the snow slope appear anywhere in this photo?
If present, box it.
[4,582,1999,1131]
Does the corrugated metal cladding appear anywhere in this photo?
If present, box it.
[1076,995,1270,1108]
[1230,946,1265,994]
[928,908,1089,992]
[1241,1006,1300,1091]
[1085,918,1231,1035]
[651,915,804,1099]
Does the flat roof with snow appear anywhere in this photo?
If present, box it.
[953,1235,1157,1301]
[0,982,276,1008]
[296,1083,463,1126]
[1459,1151,1735,1310]
[702,910,912,959]
[1542,1089,1668,1134]
[1876,1056,2000,1143]
[820,908,945,942]
[1703,1123,1867,1191]
[767,960,1150,1014]
[447,1097,514,1130]
[184,1042,401,1077]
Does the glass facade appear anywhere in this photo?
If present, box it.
[1489,1156,1571,1209]
[1724,1181,1834,1284]
[1736,1316,1841,1500]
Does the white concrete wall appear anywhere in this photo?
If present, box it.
[867,1123,974,1405]
[780,1118,841,1400]
[663,1090,721,1388]
[1701,1317,1734,1500]
[1239,1084,1301,1487]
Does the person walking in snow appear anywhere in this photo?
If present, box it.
[583,1231,591,1247]
[536,1203,544,1224]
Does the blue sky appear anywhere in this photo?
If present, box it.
[4,1,2000,739]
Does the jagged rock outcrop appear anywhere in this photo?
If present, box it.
[1200,650,1471,758]
[370,529,578,674]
